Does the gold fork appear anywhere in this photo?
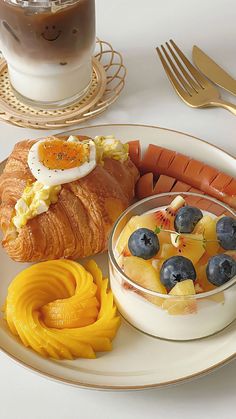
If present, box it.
[156,40,236,115]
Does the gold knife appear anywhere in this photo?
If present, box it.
[192,45,236,96]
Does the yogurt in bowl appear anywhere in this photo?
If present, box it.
[108,192,236,341]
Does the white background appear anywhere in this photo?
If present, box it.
[0,0,236,418]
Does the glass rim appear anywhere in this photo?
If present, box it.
[3,0,81,9]
[108,191,236,300]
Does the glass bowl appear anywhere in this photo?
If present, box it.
[108,192,236,341]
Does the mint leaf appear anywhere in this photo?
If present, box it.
[154,226,161,234]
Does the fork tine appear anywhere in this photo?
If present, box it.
[161,44,194,95]
[170,40,207,87]
[156,47,189,100]
[165,42,200,92]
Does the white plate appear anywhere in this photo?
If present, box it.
[0,124,235,390]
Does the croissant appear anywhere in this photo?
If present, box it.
[0,136,139,262]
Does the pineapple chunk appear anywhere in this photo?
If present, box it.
[194,215,219,255]
[169,279,196,296]
[159,243,177,259]
[162,280,197,315]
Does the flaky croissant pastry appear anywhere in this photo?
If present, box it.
[0,136,139,262]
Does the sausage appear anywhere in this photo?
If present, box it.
[136,173,176,199]
[128,141,236,209]
[140,144,162,175]
[136,174,229,216]
[136,172,154,199]
[171,181,191,193]
[127,140,142,168]
[154,175,176,193]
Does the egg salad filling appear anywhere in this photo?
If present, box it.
[93,135,129,164]
[12,181,61,229]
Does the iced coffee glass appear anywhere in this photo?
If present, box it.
[0,0,96,107]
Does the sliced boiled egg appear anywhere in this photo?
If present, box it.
[27,137,96,186]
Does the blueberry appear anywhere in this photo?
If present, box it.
[160,256,196,290]
[216,216,236,250]
[174,205,203,233]
[206,254,236,286]
[128,228,159,260]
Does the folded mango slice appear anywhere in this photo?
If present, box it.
[4,260,120,360]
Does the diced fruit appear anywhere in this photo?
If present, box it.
[159,243,177,259]
[169,279,196,295]
[174,206,203,233]
[117,222,134,254]
[194,283,204,294]
[195,262,225,304]
[216,217,236,250]
[128,228,160,260]
[117,194,234,311]
[123,256,165,292]
[160,256,196,290]
[123,248,131,257]
[153,195,185,230]
[195,263,215,292]
[163,301,197,315]
[208,292,225,304]
[224,250,236,260]
[117,254,124,268]
[197,252,211,266]
[123,256,167,305]
[151,258,163,271]
[206,254,236,286]
[155,230,171,248]
[194,215,219,255]
[129,214,157,231]
[162,280,197,315]
[171,232,205,264]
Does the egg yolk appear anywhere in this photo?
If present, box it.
[38,139,89,170]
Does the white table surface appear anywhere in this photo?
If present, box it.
[0,0,235,418]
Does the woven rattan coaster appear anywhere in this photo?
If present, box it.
[0,39,126,129]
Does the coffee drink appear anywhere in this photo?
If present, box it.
[0,0,96,106]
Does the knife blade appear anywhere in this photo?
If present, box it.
[192,45,236,96]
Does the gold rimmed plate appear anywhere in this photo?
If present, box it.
[0,124,235,390]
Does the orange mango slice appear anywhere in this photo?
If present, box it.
[4,260,120,360]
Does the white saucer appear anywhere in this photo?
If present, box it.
[0,124,235,390]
